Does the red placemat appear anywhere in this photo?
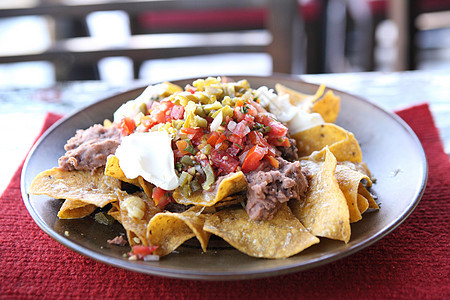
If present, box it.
[1,104,449,299]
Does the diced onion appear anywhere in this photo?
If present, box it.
[210,111,223,132]
[227,120,237,131]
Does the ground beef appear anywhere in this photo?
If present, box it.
[245,157,308,221]
[58,124,121,173]
[107,235,128,246]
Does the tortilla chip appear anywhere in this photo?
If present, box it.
[57,199,97,219]
[172,171,248,207]
[146,206,211,256]
[328,133,362,163]
[335,164,372,223]
[117,191,162,246]
[105,155,140,186]
[357,194,369,215]
[28,167,120,208]
[137,176,154,199]
[204,204,319,258]
[291,148,351,243]
[312,90,340,123]
[358,183,379,209]
[213,194,246,207]
[161,81,183,96]
[293,123,362,162]
[106,155,158,205]
[108,202,121,222]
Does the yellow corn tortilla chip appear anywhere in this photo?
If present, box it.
[312,90,340,123]
[172,171,248,207]
[147,207,211,256]
[57,199,97,219]
[161,81,183,96]
[28,167,120,208]
[105,155,140,186]
[117,191,162,246]
[328,133,362,163]
[203,204,319,258]
[275,83,340,123]
[291,148,351,243]
[335,164,372,223]
[358,183,379,209]
[108,202,121,222]
[339,161,372,180]
[137,176,154,199]
[357,194,369,215]
[301,157,374,223]
[293,123,362,162]
[213,194,246,207]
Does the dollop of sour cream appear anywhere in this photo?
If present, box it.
[256,86,325,135]
[115,131,179,190]
[287,109,324,134]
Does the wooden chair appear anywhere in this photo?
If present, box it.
[0,0,304,81]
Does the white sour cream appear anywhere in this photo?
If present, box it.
[259,87,325,135]
[115,131,179,190]
[287,109,324,134]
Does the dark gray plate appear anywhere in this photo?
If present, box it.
[21,75,427,280]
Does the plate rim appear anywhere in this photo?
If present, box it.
[21,75,428,280]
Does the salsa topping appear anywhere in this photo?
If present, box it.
[113,77,298,214]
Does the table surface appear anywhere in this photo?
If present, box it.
[1,70,449,194]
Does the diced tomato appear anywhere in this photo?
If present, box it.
[243,114,255,127]
[248,130,264,145]
[244,102,258,117]
[269,137,290,147]
[176,139,195,155]
[241,145,268,172]
[147,100,174,124]
[207,131,220,146]
[255,115,288,139]
[226,144,241,156]
[150,109,166,124]
[248,131,276,156]
[119,117,136,136]
[234,99,258,121]
[152,187,171,208]
[233,104,246,122]
[215,140,229,151]
[265,155,280,169]
[129,245,159,259]
[228,134,243,145]
[141,115,156,130]
[233,120,249,138]
[170,105,184,120]
[215,133,227,147]
[181,127,204,144]
[210,149,240,173]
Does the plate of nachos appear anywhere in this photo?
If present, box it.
[21,75,427,280]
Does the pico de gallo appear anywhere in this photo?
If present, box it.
[113,77,295,207]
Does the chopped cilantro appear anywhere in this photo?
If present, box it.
[240,104,249,114]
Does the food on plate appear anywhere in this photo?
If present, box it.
[204,204,319,258]
[28,77,377,259]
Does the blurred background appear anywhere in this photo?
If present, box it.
[0,0,450,88]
